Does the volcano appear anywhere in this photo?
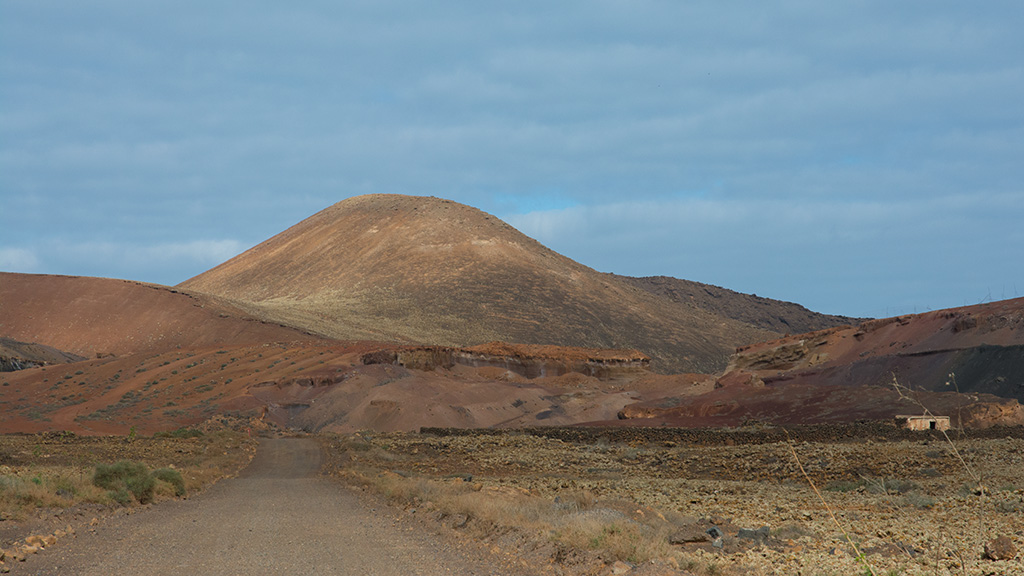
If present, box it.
[180,194,849,373]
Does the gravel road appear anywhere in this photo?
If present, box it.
[17,438,531,575]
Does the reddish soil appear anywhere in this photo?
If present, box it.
[0,273,319,358]
[1,197,1021,437]
[0,340,653,436]
[614,297,1024,429]
[462,342,649,363]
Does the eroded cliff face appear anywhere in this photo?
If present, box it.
[958,400,1024,429]
[362,342,650,381]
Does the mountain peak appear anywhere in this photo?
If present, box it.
[179,195,815,372]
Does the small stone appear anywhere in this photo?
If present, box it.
[984,535,1017,561]
[90,517,99,526]
[42,535,57,547]
[449,513,469,529]
[24,535,44,547]
[737,526,770,543]
[607,560,634,575]
[20,544,39,556]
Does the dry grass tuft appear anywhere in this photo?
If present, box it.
[0,467,109,519]
[0,429,255,521]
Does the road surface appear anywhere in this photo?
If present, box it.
[18,438,530,575]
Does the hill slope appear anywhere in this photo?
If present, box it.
[0,272,318,358]
[724,296,1024,401]
[614,297,1024,428]
[0,337,84,371]
[612,275,863,335]
[180,195,797,373]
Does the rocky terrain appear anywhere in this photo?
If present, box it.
[724,298,1024,399]
[5,194,1020,437]
[322,425,1024,575]
[2,301,1022,437]
[608,297,1024,430]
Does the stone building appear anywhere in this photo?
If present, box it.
[895,415,951,431]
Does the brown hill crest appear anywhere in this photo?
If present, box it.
[181,194,790,373]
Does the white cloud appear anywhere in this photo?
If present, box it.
[2,2,1022,314]
[503,192,1024,318]
[0,247,39,272]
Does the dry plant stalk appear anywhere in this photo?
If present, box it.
[890,374,983,491]
[784,431,877,576]
[891,373,982,576]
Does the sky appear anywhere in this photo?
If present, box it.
[2,1,1022,319]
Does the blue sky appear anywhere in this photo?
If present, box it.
[2,1,1022,318]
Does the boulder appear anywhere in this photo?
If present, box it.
[737,526,771,544]
[984,535,1017,561]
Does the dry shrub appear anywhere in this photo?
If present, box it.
[347,467,677,564]
[0,430,253,518]
[94,461,155,504]
[151,467,186,497]
[442,487,552,529]
[0,466,108,519]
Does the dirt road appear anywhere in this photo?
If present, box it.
[17,438,530,575]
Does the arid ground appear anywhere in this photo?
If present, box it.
[2,194,1023,575]
[320,425,1024,576]
[6,437,534,576]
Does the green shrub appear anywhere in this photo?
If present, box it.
[93,461,155,504]
[152,468,186,497]
[108,488,134,506]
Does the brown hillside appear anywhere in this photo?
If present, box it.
[180,194,778,373]
[613,275,862,334]
[0,341,661,435]
[614,298,1024,429]
[0,272,319,358]
[723,297,1024,402]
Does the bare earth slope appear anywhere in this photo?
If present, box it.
[615,297,1024,428]
[0,337,84,371]
[613,275,862,335]
[726,296,1024,400]
[180,194,782,373]
[0,272,318,359]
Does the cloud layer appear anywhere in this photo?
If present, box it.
[2,2,1022,316]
